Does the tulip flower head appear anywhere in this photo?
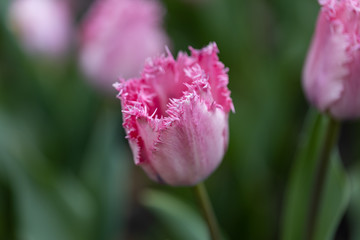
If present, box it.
[79,0,169,91]
[7,0,71,58]
[114,43,234,186]
[303,0,360,119]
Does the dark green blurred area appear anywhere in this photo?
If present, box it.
[1,0,360,239]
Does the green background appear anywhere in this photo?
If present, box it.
[1,0,359,239]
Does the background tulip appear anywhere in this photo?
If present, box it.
[79,0,169,92]
[303,0,360,120]
[7,0,72,58]
[114,43,234,186]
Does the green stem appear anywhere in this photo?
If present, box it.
[306,116,340,240]
[193,182,221,240]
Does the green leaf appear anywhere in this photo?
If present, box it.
[348,165,360,240]
[140,189,209,240]
[281,110,351,240]
[81,107,131,240]
[314,151,351,240]
[0,149,92,240]
[0,111,95,240]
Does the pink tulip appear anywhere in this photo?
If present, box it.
[79,0,169,91]
[303,0,360,119]
[114,43,234,186]
[7,0,71,58]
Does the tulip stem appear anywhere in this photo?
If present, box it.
[306,116,340,240]
[193,182,221,240]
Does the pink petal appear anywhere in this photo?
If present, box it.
[79,0,169,91]
[114,43,233,185]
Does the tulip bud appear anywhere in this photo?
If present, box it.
[114,43,234,186]
[303,0,360,120]
[79,0,169,92]
[7,0,72,58]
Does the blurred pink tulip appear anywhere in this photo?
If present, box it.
[79,0,169,91]
[114,43,234,186]
[7,0,71,58]
[303,0,360,119]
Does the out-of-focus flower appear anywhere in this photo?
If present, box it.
[114,43,234,186]
[303,0,360,120]
[79,0,169,91]
[7,0,72,58]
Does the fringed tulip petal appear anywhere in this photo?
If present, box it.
[303,0,360,119]
[114,43,233,186]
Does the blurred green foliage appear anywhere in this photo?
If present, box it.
[281,111,351,240]
[1,0,360,239]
